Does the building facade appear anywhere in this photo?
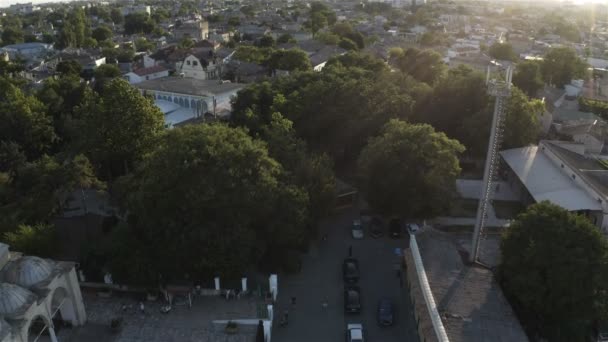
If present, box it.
[174,21,209,41]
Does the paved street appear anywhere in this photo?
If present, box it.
[272,208,419,342]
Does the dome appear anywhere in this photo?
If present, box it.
[2,256,54,288]
[0,283,36,317]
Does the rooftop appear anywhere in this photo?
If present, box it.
[416,229,528,342]
[136,77,245,97]
[133,65,168,77]
[500,144,603,211]
[545,141,608,197]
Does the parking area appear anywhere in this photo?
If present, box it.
[272,208,419,342]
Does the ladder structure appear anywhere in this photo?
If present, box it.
[470,66,513,264]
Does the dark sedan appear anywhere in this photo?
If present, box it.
[389,218,402,239]
[344,286,362,313]
[342,258,360,283]
[377,298,394,326]
[369,216,384,238]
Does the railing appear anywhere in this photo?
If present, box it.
[410,235,450,342]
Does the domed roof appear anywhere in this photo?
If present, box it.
[0,283,36,317]
[2,256,54,288]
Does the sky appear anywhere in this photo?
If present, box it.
[0,0,72,9]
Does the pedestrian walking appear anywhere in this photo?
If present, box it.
[139,302,145,314]
[291,296,296,306]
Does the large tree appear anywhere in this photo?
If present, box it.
[92,26,113,42]
[1,26,24,45]
[392,47,446,85]
[500,202,608,341]
[124,13,155,35]
[0,77,56,160]
[72,79,165,179]
[513,60,544,97]
[416,65,490,156]
[502,87,544,149]
[541,47,588,88]
[488,42,517,61]
[109,124,309,285]
[357,119,464,218]
[268,49,311,72]
[0,154,102,233]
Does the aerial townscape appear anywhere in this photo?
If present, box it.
[0,0,607,341]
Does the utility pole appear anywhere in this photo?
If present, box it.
[470,66,512,264]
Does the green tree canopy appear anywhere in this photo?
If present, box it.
[0,154,102,232]
[500,202,608,341]
[92,26,113,42]
[109,124,309,285]
[110,8,123,25]
[73,79,165,179]
[0,77,56,160]
[541,47,588,88]
[415,65,490,154]
[277,33,295,44]
[258,35,275,48]
[513,60,544,97]
[36,74,87,145]
[357,119,464,218]
[56,60,83,76]
[502,87,543,149]
[268,49,311,72]
[94,63,121,80]
[3,223,56,257]
[124,13,155,35]
[56,8,89,49]
[488,42,517,61]
[1,26,24,45]
[392,47,446,85]
[326,51,389,74]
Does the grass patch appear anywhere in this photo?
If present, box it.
[448,198,479,217]
[493,201,525,219]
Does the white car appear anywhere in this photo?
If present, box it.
[351,219,364,239]
[407,223,420,234]
[346,323,364,342]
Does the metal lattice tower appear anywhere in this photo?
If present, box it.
[470,66,513,264]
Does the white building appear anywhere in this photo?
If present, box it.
[135,77,245,127]
[177,53,221,80]
[124,65,169,84]
[501,140,608,230]
[8,3,40,14]
[0,243,87,342]
[122,4,151,16]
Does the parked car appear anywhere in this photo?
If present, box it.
[342,258,360,283]
[346,323,364,342]
[407,223,420,234]
[369,216,384,238]
[352,219,364,239]
[377,298,394,326]
[344,286,362,313]
[389,218,401,238]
